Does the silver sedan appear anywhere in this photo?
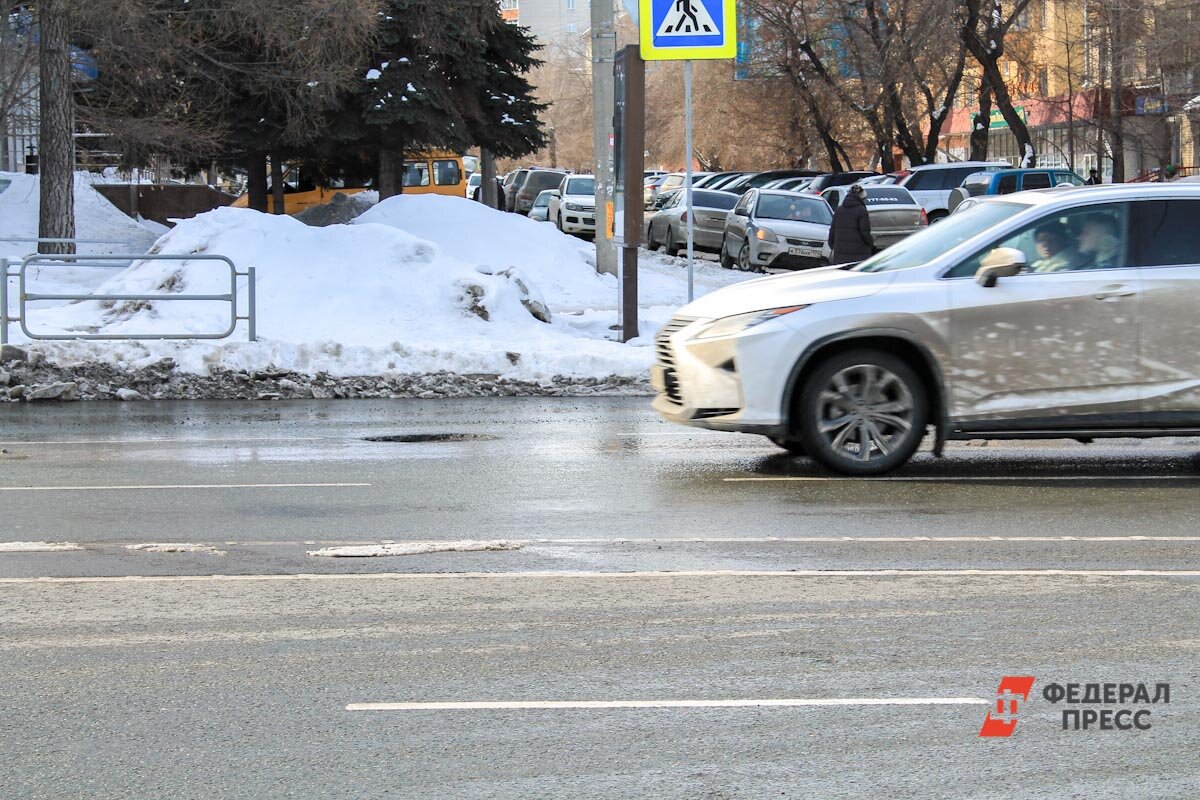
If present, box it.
[720,190,833,271]
[645,190,740,257]
[821,185,928,251]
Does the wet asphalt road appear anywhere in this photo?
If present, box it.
[2,398,1199,798]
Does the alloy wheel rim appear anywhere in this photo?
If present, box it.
[816,364,915,462]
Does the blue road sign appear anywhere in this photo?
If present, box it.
[639,0,737,61]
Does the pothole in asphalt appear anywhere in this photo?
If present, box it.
[362,433,498,443]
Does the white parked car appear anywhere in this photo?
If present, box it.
[548,174,597,236]
[652,184,1200,474]
[898,161,1008,222]
[466,173,481,199]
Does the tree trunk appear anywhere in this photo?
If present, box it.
[37,0,75,255]
[270,152,285,214]
[247,152,268,212]
[378,148,404,200]
[480,148,498,208]
[969,80,994,161]
[1108,4,1125,182]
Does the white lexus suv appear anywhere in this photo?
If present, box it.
[652,184,1200,475]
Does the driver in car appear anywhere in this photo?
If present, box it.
[1030,221,1086,272]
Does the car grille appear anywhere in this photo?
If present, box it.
[785,237,824,248]
[772,253,828,271]
[655,316,696,404]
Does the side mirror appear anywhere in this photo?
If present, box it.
[733,207,749,217]
[975,247,1027,287]
[550,190,561,197]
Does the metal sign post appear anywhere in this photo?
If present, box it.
[640,0,737,305]
[614,46,646,343]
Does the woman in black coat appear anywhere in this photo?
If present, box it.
[827,184,874,265]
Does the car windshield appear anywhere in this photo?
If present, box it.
[852,200,1029,272]
[755,195,833,224]
[567,178,595,195]
[692,191,738,210]
[533,193,551,207]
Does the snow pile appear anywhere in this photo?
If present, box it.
[0,171,158,257]
[8,193,756,383]
[355,194,613,311]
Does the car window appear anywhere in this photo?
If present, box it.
[1131,200,1200,267]
[661,175,684,190]
[944,202,1131,278]
[533,192,551,208]
[997,174,1019,194]
[403,161,430,187]
[902,171,927,191]
[825,189,842,208]
[854,201,1029,273]
[754,195,833,224]
[733,191,754,215]
[693,191,738,210]
[1022,172,1052,190]
[865,188,915,204]
[1055,172,1085,186]
[434,160,462,186]
[566,178,595,195]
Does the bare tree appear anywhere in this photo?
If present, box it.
[962,0,1037,164]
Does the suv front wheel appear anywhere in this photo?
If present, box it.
[795,349,928,475]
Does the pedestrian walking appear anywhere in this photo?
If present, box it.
[827,184,874,265]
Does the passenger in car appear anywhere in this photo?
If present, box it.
[1076,216,1124,269]
[1031,221,1086,272]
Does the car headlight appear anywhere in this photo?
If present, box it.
[566,202,582,211]
[754,226,779,243]
[693,306,809,339]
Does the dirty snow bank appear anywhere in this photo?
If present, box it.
[4,195,755,392]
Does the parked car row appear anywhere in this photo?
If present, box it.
[645,181,928,272]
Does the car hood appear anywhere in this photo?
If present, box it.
[677,265,897,319]
[755,219,830,239]
[563,194,595,205]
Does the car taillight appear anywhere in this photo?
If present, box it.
[681,211,689,223]
[920,209,929,225]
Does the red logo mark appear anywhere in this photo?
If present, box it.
[979,676,1036,738]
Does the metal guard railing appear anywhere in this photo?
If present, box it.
[1,244,256,344]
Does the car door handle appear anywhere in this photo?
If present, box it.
[1092,284,1137,301]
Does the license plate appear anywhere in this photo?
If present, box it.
[788,246,821,258]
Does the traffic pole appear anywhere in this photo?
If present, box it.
[684,59,695,302]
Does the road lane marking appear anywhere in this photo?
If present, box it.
[0,541,82,552]
[3,569,1199,585]
[0,482,371,492]
[0,437,329,445]
[725,475,1200,483]
[346,697,989,712]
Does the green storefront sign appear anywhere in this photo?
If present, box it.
[990,106,1028,129]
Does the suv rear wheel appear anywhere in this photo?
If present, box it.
[795,349,927,475]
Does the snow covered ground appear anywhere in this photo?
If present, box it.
[2,178,755,384]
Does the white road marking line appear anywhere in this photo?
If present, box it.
[125,543,227,556]
[3,569,1199,585]
[533,536,1200,543]
[725,475,1200,483]
[0,482,371,492]
[0,437,328,445]
[308,540,523,558]
[346,697,989,712]
[0,541,82,552]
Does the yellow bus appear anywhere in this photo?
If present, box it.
[232,151,466,214]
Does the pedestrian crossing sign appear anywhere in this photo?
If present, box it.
[639,0,737,61]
